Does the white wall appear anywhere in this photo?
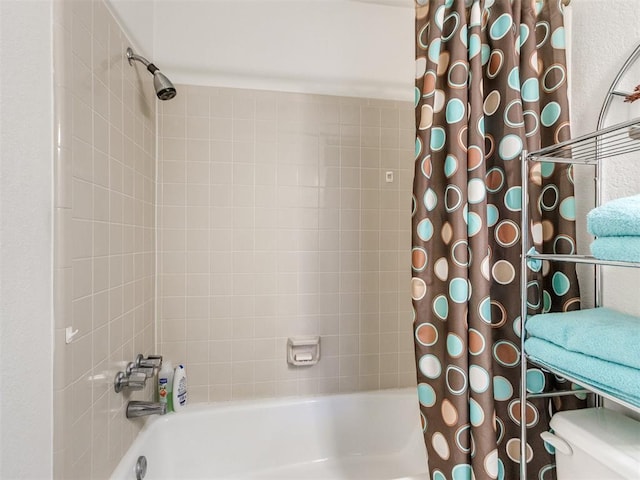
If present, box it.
[0,1,54,478]
[111,0,414,101]
[570,0,640,316]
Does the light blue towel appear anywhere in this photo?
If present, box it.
[590,236,640,262]
[526,308,640,370]
[525,337,640,408]
[587,194,640,237]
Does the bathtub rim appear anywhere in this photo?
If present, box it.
[130,385,420,429]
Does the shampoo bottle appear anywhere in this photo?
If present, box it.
[172,364,187,411]
[158,360,174,412]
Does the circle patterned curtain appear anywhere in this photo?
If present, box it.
[412,1,582,479]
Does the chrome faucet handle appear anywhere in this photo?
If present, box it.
[126,360,154,379]
[114,370,147,393]
[135,354,163,369]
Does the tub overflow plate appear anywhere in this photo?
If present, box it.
[135,456,147,480]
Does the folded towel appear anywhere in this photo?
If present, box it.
[590,236,640,262]
[587,194,640,237]
[526,308,640,370]
[525,337,640,408]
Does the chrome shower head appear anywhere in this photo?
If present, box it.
[126,47,177,101]
[153,71,176,101]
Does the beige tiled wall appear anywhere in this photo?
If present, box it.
[157,85,416,402]
[53,1,156,478]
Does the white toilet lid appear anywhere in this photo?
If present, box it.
[550,408,640,479]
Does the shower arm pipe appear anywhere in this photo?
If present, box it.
[126,48,161,75]
[593,41,640,311]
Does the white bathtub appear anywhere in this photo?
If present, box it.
[111,387,429,479]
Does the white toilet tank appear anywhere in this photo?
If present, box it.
[545,408,640,480]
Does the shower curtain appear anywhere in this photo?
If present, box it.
[412,1,581,479]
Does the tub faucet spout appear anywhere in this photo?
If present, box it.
[126,401,167,418]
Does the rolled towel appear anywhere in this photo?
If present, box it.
[526,307,640,370]
[587,194,640,237]
[590,236,640,262]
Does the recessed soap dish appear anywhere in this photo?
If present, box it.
[287,336,320,366]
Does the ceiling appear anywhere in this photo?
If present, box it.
[108,0,414,100]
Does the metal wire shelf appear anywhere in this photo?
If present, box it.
[528,253,640,268]
[518,41,640,480]
[526,117,640,164]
